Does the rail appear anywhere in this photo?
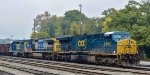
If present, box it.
[0,56,150,75]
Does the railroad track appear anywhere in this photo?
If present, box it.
[0,56,109,75]
[0,62,57,75]
[122,66,150,72]
[0,70,14,75]
[0,56,150,75]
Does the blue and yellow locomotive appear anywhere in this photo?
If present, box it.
[56,31,139,66]
[9,31,139,66]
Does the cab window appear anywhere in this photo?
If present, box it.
[112,34,130,41]
[105,35,112,41]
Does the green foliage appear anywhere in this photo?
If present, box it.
[32,10,101,38]
[101,0,150,58]
[131,26,150,46]
[70,22,80,35]
[30,32,50,39]
[82,18,102,34]
[30,32,38,39]
[64,10,87,22]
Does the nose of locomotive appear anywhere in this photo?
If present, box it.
[117,39,137,54]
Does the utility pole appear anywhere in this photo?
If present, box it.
[10,35,13,41]
[148,0,150,12]
[79,4,82,35]
[95,19,99,32]
[33,19,36,33]
[147,0,150,25]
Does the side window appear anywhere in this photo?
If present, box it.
[105,36,109,41]
[105,35,112,41]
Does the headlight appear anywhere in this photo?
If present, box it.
[118,43,123,45]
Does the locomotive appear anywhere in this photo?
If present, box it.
[8,31,139,66]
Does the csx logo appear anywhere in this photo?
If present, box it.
[78,40,86,46]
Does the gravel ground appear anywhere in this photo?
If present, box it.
[0,60,82,75]
[0,70,14,75]
[0,65,34,75]
[140,61,150,67]
[0,58,149,75]
[0,60,144,75]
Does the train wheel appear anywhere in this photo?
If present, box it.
[52,53,58,61]
[42,54,46,60]
[65,55,71,62]
[28,53,33,58]
[24,53,28,58]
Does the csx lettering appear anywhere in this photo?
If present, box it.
[78,40,85,46]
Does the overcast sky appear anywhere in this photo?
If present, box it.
[0,0,141,39]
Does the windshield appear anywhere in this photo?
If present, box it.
[113,34,130,41]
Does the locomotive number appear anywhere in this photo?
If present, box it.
[78,40,85,46]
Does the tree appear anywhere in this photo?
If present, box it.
[101,0,150,58]
[30,32,50,39]
[33,12,56,37]
[70,22,80,35]
[33,11,51,32]
[64,10,87,22]
[30,32,38,39]
[82,18,102,34]
[60,19,71,36]
[32,10,90,37]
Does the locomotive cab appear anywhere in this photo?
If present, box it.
[105,31,139,66]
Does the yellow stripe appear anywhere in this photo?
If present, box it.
[52,38,61,53]
[24,42,27,52]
